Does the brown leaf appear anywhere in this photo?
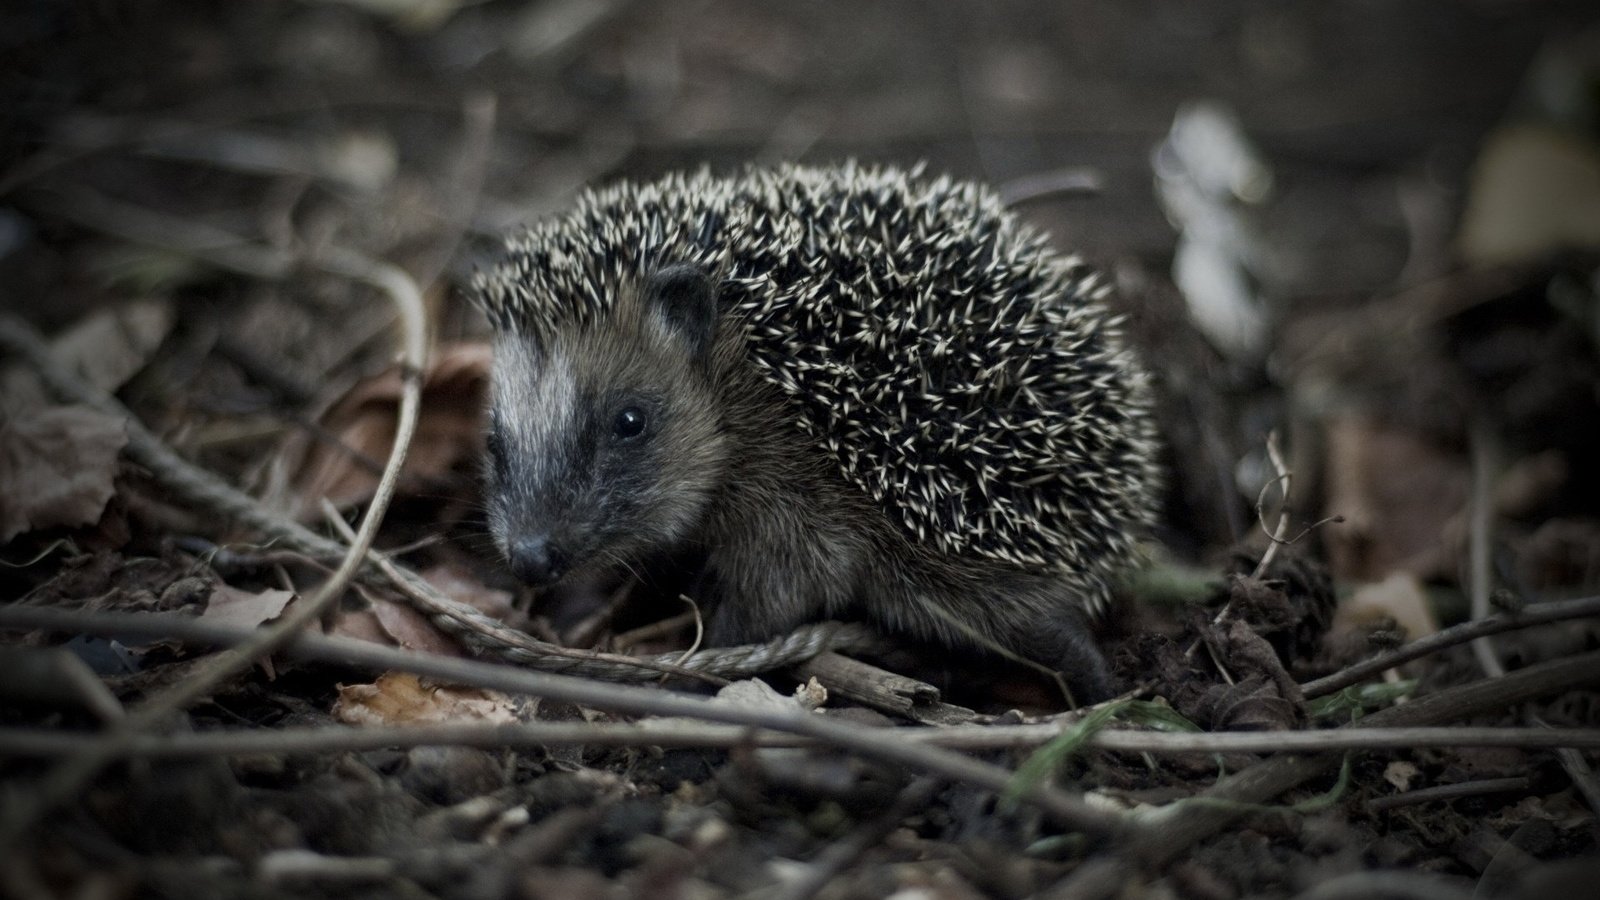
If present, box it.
[0,405,128,543]
[419,562,516,621]
[326,607,392,645]
[273,342,491,520]
[333,672,519,726]
[1196,674,1301,732]
[369,596,464,657]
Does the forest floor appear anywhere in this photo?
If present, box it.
[2,2,1600,898]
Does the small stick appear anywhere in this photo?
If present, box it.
[791,651,944,720]
[0,719,1595,761]
[1529,711,1600,816]
[1467,417,1505,678]
[1366,776,1532,814]
[1250,429,1292,581]
[1285,871,1473,900]
[1299,593,1600,698]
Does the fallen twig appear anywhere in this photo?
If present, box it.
[1285,869,1473,900]
[6,608,1600,758]
[1300,593,1600,698]
[1250,429,1293,581]
[1467,417,1505,678]
[4,719,1594,761]
[1365,776,1532,814]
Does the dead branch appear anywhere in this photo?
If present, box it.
[1300,593,1600,698]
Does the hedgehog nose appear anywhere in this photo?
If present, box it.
[509,535,566,586]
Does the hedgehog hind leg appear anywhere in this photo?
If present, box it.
[1017,605,1114,705]
[890,565,1116,705]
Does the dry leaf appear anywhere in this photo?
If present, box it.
[369,596,464,656]
[326,607,393,645]
[1383,760,1420,791]
[0,405,128,543]
[1334,572,1439,644]
[274,341,491,520]
[200,585,296,628]
[0,300,173,413]
[333,672,519,726]
[50,299,174,395]
[419,562,516,620]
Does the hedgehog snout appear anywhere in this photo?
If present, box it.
[508,533,568,586]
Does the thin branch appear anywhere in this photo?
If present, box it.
[1300,593,1600,698]
[1365,776,1532,814]
[0,721,1595,762]
[1529,710,1600,816]
[1467,417,1505,678]
[1250,429,1292,581]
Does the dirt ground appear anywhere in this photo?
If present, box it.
[3,2,1600,898]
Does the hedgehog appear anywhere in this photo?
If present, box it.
[473,163,1160,702]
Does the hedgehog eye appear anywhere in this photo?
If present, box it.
[484,418,505,463]
[612,407,647,441]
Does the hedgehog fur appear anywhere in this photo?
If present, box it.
[475,162,1160,699]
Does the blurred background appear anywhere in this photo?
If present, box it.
[6,1,1596,296]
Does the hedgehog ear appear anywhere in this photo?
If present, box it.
[643,263,716,358]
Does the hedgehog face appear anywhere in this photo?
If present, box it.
[484,264,727,587]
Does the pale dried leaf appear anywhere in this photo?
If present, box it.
[1383,760,1420,791]
[0,405,128,543]
[370,596,463,656]
[714,678,801,711]
[50,299,174,395]
[1334,572,1439,643]
[200,585,296,629]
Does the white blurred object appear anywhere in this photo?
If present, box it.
[1154,102,1276,362]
